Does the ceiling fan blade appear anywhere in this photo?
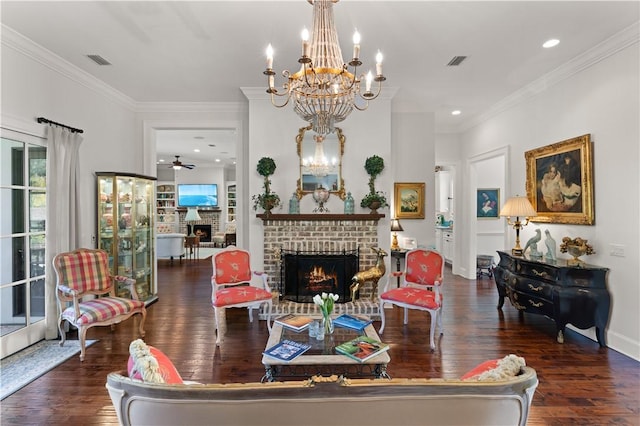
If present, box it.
[185,165,195,169]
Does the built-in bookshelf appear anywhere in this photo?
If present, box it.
[156,182,178,232]
[226,181,236,223]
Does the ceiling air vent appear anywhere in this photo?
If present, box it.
[86,54,112,66]
[447,56,467,66]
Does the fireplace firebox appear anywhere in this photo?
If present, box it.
[281,249,359,303]
[188,224,212,242]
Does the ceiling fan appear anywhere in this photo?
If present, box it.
[170,156,195,170]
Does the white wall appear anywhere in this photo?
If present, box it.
[1,29,138,249]
[458,41,640,359]
[391,112,436,249]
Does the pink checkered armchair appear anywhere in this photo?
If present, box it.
[378,249,445,351]
[211,246,272,345]
[53,248,146,361]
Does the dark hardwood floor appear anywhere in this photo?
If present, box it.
[2,257,639,425]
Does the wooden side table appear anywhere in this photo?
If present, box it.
[184,236,200,261]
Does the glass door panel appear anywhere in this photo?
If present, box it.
[0,134,47,357]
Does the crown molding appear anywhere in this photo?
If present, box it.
[460,21,640,133]
[135,102,246,114]
[1,24,137,111]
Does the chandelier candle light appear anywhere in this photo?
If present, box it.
[264,0,386,136]
[303,134,336,177]
[313,292,339,336]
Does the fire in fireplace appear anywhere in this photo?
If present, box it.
[188,224,212,242]
[281,249,359,303]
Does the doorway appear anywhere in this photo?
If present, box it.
[468,147,508,279]
[0,130,48,358]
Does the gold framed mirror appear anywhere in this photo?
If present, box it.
[296,125,345,200]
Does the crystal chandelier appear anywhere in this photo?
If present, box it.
[303,134,336,177]
[264,0,386,136]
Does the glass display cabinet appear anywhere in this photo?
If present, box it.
[96,172,157,303]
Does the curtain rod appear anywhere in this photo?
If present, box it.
[36,117,84,134]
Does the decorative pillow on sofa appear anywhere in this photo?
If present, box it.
[127,339,183,384]
[461,354,526,381]
[157,224,174,234]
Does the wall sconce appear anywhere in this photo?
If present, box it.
[184,207,201,237]
[390,218,404,251]
[499,196,537,256]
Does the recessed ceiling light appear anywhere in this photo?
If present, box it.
[215,158,221,162]
[451,110,461,116]
[194,148,200,153]
[543,39,560,48]
[158,159,165,162]
[194,136,204,140]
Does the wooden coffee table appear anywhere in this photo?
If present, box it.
[261,318,391,382]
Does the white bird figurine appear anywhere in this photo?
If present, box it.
[544,229,557,261]
[523,229,542,257]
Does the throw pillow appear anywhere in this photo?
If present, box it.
[127,339,183,384]
[460,359,500,380]
[461,354,526,381]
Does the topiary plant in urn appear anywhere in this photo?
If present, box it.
[360,155,388,213]
[252,157,280,215]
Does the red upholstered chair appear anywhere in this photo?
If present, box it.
[378,249,445,351]
[211,246,273,345]
[53,248,146,361]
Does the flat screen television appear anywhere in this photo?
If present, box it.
[177,184,218,208]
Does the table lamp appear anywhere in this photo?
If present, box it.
[184,207,201,237]
[499,196,536,256]
[390,218,404,251]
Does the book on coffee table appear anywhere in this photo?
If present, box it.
[274,314,314,331]
[335,336,389,362]
[263,339,311,362]
[333,314,373,331]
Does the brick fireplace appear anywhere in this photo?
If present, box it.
[178,210,221,245]
[258,213,384,318]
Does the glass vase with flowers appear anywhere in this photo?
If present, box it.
[313,292,339,335]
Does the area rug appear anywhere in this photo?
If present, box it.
[1,339,96,400]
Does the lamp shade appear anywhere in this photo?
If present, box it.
[184,207,201,222]
[390,218,404,232]
[499,196,536,218]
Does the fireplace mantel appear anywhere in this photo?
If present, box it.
[256,213,385,222]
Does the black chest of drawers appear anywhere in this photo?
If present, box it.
[494,251,610,346]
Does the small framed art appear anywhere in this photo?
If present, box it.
[477,189,500,219]
[394,182,425,219]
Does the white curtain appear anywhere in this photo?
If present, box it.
[44,125,83,339]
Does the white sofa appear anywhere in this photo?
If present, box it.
[156,233,185,264]
[106,367,538,426]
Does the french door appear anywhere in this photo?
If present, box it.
[0,130,47,358]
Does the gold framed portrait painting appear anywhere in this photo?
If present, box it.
[394,182,425,219]
[525,134,594,225]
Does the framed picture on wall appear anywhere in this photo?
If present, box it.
[477,188,500,218]
[394,182,425,219]
[525,134,594,225]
